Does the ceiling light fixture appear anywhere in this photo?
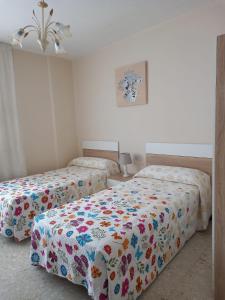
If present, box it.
[11,0,72,54]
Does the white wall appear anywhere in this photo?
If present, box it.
[74,2,225,173]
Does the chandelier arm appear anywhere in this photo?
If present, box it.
[48,29,63,41]
[32,16,41,30]
[23,25,36,30]
[47,30,58,41]
[32,10,41,28]
[46,21,56,29]
[45,12,54,28]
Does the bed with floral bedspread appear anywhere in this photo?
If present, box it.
[0,166,107,241]
[30,166,211,300]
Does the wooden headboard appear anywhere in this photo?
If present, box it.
[145,143,213,176]
[82,140,119,162]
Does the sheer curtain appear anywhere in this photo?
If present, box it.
[0,43,26,180]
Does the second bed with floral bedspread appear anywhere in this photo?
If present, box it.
[0,166,107,241]
[30,166,211,300]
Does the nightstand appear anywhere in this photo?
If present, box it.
[107,174,133,187]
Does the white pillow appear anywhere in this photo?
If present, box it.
[135,165,211,231]
[68,157,120,176]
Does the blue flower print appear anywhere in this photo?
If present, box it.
[77,211,85,216]
[114,283,120,295]
[78,180,84,187]
[31,193,39,201]
[177,209,182,218]
[66,231,74,237]
[165,207,170,214]
[127,208,137,212]
[31,252,40,264]
[76,234,93,246]
[35,214,45,223]
[153,219,158,230]
[60,265,67,276]
[158,256,163,268]
[135,246,143,260]
[5,228,13,237]
[131,233,138,248]
[86,250,95,262]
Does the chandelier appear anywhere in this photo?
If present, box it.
[12,0,72,54]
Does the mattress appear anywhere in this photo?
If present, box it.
[0,166,107,241]
[30,177,210,300]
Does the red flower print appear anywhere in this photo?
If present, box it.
[86,220,94,225]
[100,221,111,227]
[28,211,36,219]
[116,210,124,215]
[127,253,132,264]
[130,267,134,280]
[25,229,30,237]
[65,243,73,255]
[145,247,152,259]
[136,276,142,293]
[148,223,152,231]
[103,210,112,215]
[73,244,79,251]
[112,232,122,240]
[122,238,129,250]
[41,195,48,203]
[49,251,57,263]
[151,254,156,266]
[99,294,107,300]
[149,235,154,244]
[35,229,41,240]
[24,202,29,210]
[58,228,63,235]
[77,226,88,233]
[47,203,52,209]
[110,271,116,280]
[32,240,37,250]
[14,206,22,216]
[138,223,145,234]
[91,266,102,278]
[121,278,129,296]
[104,245,112,255]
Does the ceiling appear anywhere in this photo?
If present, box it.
[0,0,216,58]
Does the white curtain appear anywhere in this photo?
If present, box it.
[0,43,26,181]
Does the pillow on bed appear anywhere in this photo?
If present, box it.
[67,157,120,176]
[135,165,211,231]
[134,165,210,186]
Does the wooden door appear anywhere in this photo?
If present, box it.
[215,34,225,300]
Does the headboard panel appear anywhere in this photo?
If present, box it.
[145,143,213,176]
[82,140,119,162]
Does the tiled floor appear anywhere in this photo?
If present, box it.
[0,224,212,300]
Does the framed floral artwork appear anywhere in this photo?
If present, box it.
[115,61,148,107]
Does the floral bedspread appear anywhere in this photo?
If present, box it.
[30,177,209,299]
[0,166,107,241]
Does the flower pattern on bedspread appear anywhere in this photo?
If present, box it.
[0,166,107,241]
[30,177,209,300]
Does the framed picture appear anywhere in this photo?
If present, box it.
[115,61,148,107]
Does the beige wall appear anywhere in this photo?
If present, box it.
[74,3,225,173]
[13,50,77,175]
